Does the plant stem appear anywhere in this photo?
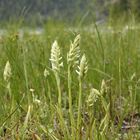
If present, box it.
[68,65,75,138]
[47,80,52,105]
[23,45,30,105]
[55,72,69,140]
[8,82,14,113]
[77,77,82,139]
[55,73,61,108]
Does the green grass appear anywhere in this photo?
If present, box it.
[0,22,140,140]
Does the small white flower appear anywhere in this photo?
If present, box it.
[30,88,35,92]
[34,98,41,104]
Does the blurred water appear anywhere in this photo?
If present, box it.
[0,28,44,38]
[0,25,139,39]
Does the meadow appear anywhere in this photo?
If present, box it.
[0,21,140,139]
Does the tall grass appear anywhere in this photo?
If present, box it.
[0,22,140,139]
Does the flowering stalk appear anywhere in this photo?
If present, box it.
[50,40,63,108]
[3,61,13,112]
[44,68,52,105]
[76,54,88,139]
[67,34,80,137]
[50,40,69,139]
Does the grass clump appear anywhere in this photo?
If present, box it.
[0,24,140,139]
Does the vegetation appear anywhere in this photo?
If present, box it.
[1,0,140,139]
[0,21,140,139]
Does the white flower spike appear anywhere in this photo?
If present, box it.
[50,40,63,73]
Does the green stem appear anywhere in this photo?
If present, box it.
[23,46,30,105]
[47,80,52,105]
[94,22,105,72]
[55,72,69,140]
[109,88,113,119]
[8,82,14,113]
[55,73,61,108]
[68,65,75,138]
[77,77,82,140]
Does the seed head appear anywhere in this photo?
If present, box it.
[87,88,101,107]
[50,40,63,73]
[3,61,12,82]
[100,79,107,94]
[67,34,80,67]
[76,54,88,79]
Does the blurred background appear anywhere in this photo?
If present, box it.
[0,0,140,26]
